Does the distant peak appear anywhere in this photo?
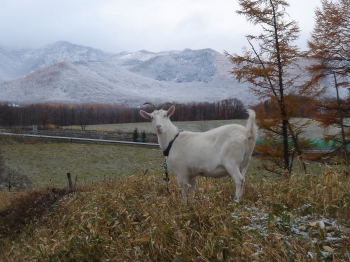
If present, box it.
[138,50,154,54]
[182,48,216,53]
[48,41,75,47]
[56,40,73,44]
[46,41,100,51]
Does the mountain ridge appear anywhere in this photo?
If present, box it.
[1,41,343,106]
[0,41,255,106]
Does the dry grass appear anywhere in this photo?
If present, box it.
[0,167,349,261]
[0,135,349,261]
[0,191,27,211]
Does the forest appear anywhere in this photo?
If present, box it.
[0,98,248,128]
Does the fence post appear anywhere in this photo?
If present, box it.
[67,172,73,190]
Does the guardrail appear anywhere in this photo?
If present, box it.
[1,132,346,154]
[0,132,159,147]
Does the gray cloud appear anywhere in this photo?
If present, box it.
[0,0,320,53]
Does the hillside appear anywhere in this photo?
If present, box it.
[1,41,347,106]
[0,42,255,106]
[0,41,113,81]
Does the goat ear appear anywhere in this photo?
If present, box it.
[167,105,175,117]
[140,110,152,120]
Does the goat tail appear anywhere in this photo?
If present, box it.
[246,109,257,145]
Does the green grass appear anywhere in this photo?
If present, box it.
[64,118,341,140]
[0,135,327,189]
[63,119,246,133]
[1,136,163,188]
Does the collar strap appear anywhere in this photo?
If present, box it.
[163,132,180,157]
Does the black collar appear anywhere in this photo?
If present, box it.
[163,132,180,157]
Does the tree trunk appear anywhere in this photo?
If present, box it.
[334,73,349,168]
[271,0,289,172]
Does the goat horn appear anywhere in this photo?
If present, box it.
[143,102,156,111]
[160,102,173,110]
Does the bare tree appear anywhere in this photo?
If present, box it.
[1,168,32,192]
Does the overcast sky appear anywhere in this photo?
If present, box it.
[0,0,321,54]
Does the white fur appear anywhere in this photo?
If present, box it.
[140,105,257,203]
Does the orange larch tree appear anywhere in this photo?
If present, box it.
[225,0,322,175]
[308,0,350,168]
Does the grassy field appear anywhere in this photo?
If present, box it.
[0,133,349,261]
[0,134,280,190]
[0,164,349,261]
[63,118,340,140]
[63,119,246,133]
[0,135,163,189]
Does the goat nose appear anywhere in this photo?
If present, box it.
[156,125,161,129]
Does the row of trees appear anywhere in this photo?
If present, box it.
[225,0,349,175]
[0,98,247,129]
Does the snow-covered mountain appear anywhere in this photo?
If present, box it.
[4,41,345,107]
[0,41,114,81]
[0,41,256,106]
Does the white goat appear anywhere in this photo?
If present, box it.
[140,102,257,203]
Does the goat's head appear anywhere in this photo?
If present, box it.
[140,102,175,134]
